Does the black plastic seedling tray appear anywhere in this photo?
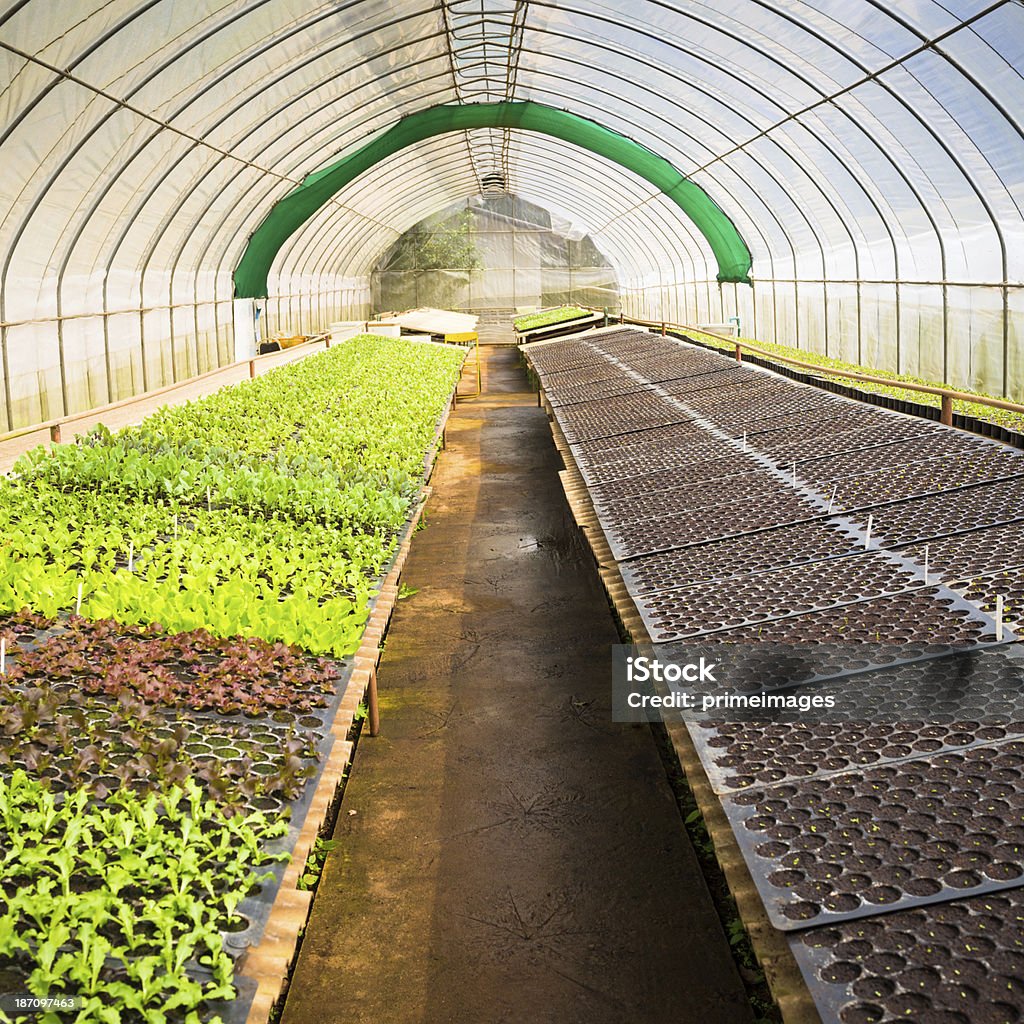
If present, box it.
[586,454,763,502]
[603,490,826,561]
[843,477,1024,547]
[592,470,782,525]
[831,453,1024,510]
[634,550,920,641]
[689,698,1024,795]
[800,427,1007,474]
[896,521,1024,582]
[722,739,1024,931]
[545,377,655,408]
[572,426,733,471]
[788,888,1024,1024]
[619,521,863,596]
[559,408,697,445]
[704,589,1003,646]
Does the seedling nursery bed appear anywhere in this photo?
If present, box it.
[0,335,466,1024]
[524,324,1024,1024]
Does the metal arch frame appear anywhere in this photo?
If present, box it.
[1,2,1021,424]
[227,4,881,282]
[55,1,836,309]
[200,61,752,304]
[4,1,1007,284]
[227,4,955,358]
[693,0,1018,383]
[286,125,720,305]
[4,2,913,319]
[519,0,1007,375]
[0,55,897,323]
[170,6,928,337]
[0,1,451,417]
[292,127,704,268]
[199,51,745,344]
[543,0,1013,381]
[230,101,755,296]
[2,7,1007,299]
[38,41,456,403]
[0,1,416,418]
[291,143,702,302]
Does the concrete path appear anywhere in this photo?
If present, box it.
[281,346,754,1024]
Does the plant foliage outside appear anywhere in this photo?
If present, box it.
[684,328,1024,434]
[388,210,482,271]
[513,306,591,333]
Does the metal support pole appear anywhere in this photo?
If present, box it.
[49,423,62,443]
[734,343,743,364]
[940,394,953,426]
[249,359,256,378]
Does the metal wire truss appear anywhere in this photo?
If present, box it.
[441,0,529,194]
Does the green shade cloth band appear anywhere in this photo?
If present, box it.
[233,101,753,297]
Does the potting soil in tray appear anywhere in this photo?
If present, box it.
[619,521,862,596]
[789,887,1024,1024]
[723,740,1024,930]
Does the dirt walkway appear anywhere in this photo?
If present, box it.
[281,346,754,1024]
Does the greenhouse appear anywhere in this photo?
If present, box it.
[1,2,1023,1023]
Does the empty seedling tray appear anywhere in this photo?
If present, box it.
[586,454,763,503]
[603,490,828,561]
[688,712,1024,796]
[830,451,1024,510]
[633,550,922,642]
[708,589,1006,646]
[896,521,1024,582]
[591,469,783,525]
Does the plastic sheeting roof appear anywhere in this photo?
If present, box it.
[0,1,1022,390]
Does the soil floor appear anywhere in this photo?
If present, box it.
[280,343,755,1024]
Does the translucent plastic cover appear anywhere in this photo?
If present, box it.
[0,1,1021,426]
